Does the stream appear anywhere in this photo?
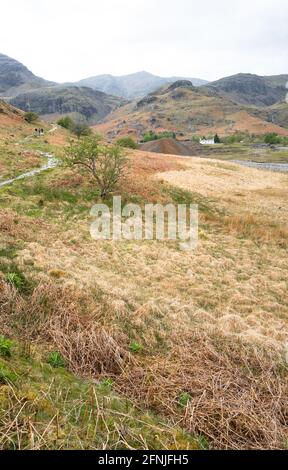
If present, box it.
[232,160,288,173]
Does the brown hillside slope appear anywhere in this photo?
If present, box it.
[1,148,287,449]
[94,83,288,140]
[0,101,68,180]
[0,99,24,126]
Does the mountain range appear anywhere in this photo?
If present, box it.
[74,71,208,99]
[94,79,288,140]
[10,86,126,125]
[0,52,287,133]
[0,53,55,98]
[206,73,288,107]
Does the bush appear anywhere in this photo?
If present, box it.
[57,116,75,130]
[0,335,14,358]
[64,135,128,199]
[57,117,91,137]
[142,131,176,143]
[72,123,92,139]
[142,131,158,142]
[116,136,138,149]
[223,133,248,144]
[24,112,39,123]
[264,133,282,145]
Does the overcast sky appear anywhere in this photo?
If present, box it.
[1,0,287,82]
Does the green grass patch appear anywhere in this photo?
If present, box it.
[0,245,18,259]
[0,363,17,385]
[47,351,66,368]
[0,343,200,450]
[162,184,223,219]
[0,262,34,295]
[0,336,14,358]
[129,342,143,353]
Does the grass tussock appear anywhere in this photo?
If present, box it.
[118,331,288,450]
[1,280,287,449]
[0,208,47,239]
[0,281,130,377]
[223,214,288,248]
[0,347,199,450]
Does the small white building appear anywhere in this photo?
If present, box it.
[200,138,215,145]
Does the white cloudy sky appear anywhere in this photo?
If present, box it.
[1,0,287,82]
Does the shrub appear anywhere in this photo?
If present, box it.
[71,123,92,139]
[224,133,247,144]
[160,131,176,139]
[24,112,39,123]
[143,131,158,142]
[57,116,75,130]
[116,136,138,149]
[142,131,176,142]
[47,351,66,368]
[264,133,282,145]
[0,335,14,358]
[64,135,128,199]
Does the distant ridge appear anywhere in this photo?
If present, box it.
[0,53,55,98]
[10,85,126,124]
[93,79,288,140]
[205,73,288,107]
[74,71,208,99]
[1,53,287,131]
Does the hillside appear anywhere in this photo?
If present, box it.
[94,80,288,140]
[0,124,288,449]
[264,101,288,129]
[0,99,23,124]
[0,53,55,98]
[10,86,126,124]
[206,73,288,107]
[0,100,69,184]
[75,71,208,99]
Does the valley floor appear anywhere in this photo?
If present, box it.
[0,128,287,449]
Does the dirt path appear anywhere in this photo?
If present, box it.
[0,124,59,188]
[0,152,58,189]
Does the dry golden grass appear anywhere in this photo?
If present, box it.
[156,155,288,230]
[1,280,287,449]
[2,151,287,352]
[1,146,288,449]
[118,331,288,450]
